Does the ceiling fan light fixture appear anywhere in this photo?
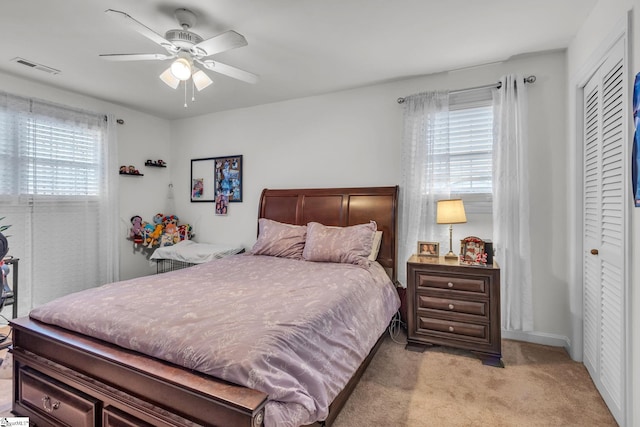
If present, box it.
[170,57,192,80]
[192,69,213,91]
[159,67,180,89]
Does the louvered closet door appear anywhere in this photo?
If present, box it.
[582,37,626,426]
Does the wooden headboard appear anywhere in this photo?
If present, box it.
[258,186,399,283]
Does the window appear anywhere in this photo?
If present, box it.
[0,106,103,198]
[0,92,117,315]
[434,89,494,211]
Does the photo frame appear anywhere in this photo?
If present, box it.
[417,241,439,257]
[190,157,216,202]
[215,194,229,215]
[459,236,487,265]
[214,155,243,203]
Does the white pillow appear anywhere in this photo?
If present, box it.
[368,230,383,261]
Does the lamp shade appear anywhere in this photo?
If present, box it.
[436,199,467,224]
[159,68,180,89]
[192,69,213,91]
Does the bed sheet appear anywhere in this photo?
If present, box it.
[29,254,400,427]
[150,240,244,263]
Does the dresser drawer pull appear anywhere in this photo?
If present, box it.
[448,326,454,332]
[447,282,454,288]
[42,395,60,413]
[448,303,455,310]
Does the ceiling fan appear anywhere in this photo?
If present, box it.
[100,8,257,101]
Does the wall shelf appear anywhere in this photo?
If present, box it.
[145,161,167,168]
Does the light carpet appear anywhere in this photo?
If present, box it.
[0,329,617,426]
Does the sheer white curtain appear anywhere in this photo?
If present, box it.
[398,91,450,286]
[492,75,533,331]
[0,92,118,315]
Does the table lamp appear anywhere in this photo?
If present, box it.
[436,199,467,259]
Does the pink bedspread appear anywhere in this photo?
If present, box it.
[29,254,400,427]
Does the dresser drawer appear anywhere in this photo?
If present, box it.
[18,367,99,427]
[103,406,155,427]
[417,294,488,318]
[417,273,487,295]
[417,316,489,341]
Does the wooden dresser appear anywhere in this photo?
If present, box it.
[406,255,503,367]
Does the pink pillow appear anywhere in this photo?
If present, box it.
[250,218,307,259]
[302,221,377,266]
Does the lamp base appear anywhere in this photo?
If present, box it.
[444,251,458,260]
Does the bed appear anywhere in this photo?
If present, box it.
[10,186,400,427]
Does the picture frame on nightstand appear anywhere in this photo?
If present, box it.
[417,241,439,257]
[460,236,487,265]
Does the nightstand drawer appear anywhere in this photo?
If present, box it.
[418,273,487,295]
[19,367,99,427]
[418,316,488,340]
[418,295,488,317]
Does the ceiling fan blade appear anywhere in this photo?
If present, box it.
[99,53,174,61]
[105,9,178,54]
[197,59,257,84]
[191,30,248,57]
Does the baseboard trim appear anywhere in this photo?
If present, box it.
[502,330,572,357]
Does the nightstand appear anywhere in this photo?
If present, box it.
[405,255,503,367]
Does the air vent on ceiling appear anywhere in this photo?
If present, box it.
[10,57,60,75]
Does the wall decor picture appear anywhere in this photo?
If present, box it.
[460,236,487,265]
[191,178,204,200]
[190,157,216,202]
[417,241,439,257]
[214,155,242,202]
[215,194,229,215]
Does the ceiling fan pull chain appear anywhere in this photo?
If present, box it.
[192,79,196,102]
[184,82,188,108]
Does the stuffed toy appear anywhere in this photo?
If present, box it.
[178,224,193,241]
[162,215,178,226]
[153,213,164,225]
[142,223,155,247]
[129,215,144,247]
[147,224,164,247]
[163,222,179,245]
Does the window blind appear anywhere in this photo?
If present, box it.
[431,89,494,211]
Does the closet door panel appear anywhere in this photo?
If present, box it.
[581,37,626,425]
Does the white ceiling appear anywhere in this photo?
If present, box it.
[0,0,598,120]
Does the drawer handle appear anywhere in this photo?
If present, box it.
[448,326,454,332]
[447,282,454,288]
[42,395,60,413]
[448,304,455,310]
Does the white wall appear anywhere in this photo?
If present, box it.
[567,0,637,425]
[170,50,571,344]
[0,71,172,283]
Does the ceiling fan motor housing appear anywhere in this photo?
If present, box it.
[165,29,203,49]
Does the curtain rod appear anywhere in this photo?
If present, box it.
[396,75,536,104]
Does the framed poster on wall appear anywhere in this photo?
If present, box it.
[190,157,216,202]
[214,155,242,202]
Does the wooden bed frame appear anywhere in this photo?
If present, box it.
[10,186,399,427]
